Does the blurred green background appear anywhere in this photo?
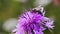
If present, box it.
[0,0,60,34]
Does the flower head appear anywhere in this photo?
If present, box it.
[13,6,54,34]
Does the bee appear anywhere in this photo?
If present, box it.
[32,6,45,16]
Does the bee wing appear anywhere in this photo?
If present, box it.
[40,7,45,16]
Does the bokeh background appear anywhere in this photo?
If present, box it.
[0,0,60,34]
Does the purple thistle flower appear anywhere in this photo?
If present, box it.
[13,6,54,34]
